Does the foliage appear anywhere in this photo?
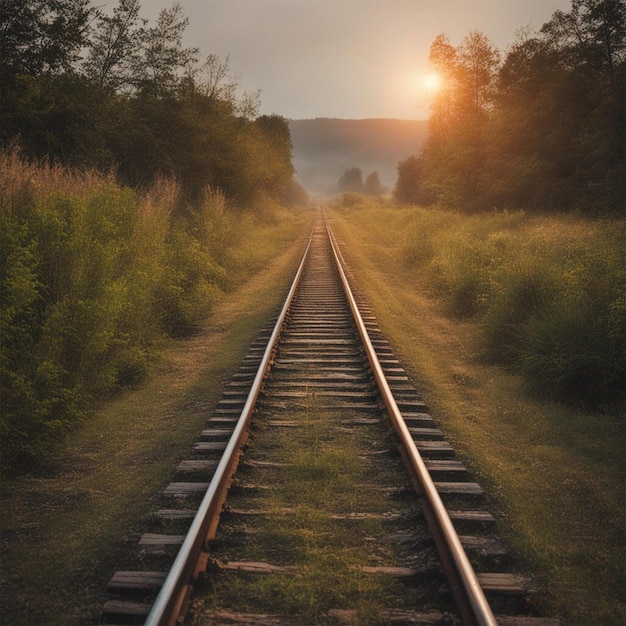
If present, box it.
[82,0,146,91]
[364,171,386,195]
[335,197,625,408]
[396,0,625,215]
[0,0,297,206]
[337,167,364,193]
[0,0,94,83]
[422,210,625,406]
[0,150,283,475]
[394,156,433,205]
[0,0,305,476]
[337,167,386,195]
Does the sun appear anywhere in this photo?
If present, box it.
[422,71,443,93]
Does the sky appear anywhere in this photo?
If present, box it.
[137,0,573,120]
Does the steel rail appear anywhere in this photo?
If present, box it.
[323,212,497,626]
[144,221,316,626]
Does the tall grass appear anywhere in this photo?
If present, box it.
[334,196,625,408]
[330,196,625,624]
[0,149,287,474]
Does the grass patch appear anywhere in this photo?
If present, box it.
[0,208,314,625]
[190,404,439,624]
[328,198,625,625]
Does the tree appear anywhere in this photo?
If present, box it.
[337,167,364,193]
[364,171,385,195]
[394,156,428,204]
[421,31,501,209]
[83,0,145,91]
[484,0,625,213]
[254,114,294,195]
[134,2,198,96]
[0,0,93,83]
[456,31,500,128]
[426,34,458,143]
[541,0,626,79]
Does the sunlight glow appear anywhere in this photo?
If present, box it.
[423,71,443,93]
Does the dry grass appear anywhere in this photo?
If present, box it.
[329,200,625,625]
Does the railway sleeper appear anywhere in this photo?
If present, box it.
[106,570,167,594]
[412,440,455,458]
[163,481,210,498]
[176,459,218,473]
[395,399,429,412]
[155,508,196,521]
[207,559,442,587]
[439,572,541,620]
[101,598,152,624]
[458,534,511,562]
[434,481,485,499]
[199,428,233,439]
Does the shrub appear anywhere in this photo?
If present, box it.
[520,301,625,405]
[386,204,625,408]
[481,256,559,363]
[0,152,234,474]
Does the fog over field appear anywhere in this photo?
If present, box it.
[289,118,429,194]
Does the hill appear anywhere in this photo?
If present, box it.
[288,118,428,194]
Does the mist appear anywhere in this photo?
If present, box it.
[289,118,429,194]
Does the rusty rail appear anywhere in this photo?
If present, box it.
[144,213,497,626]
[143,225,315,626]
[324,211,497,626]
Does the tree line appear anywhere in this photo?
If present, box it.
[395,0,625,215]
[0,0,303,205]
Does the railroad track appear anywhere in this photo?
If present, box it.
[101,214,557,626]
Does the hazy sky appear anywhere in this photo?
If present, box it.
[139,0,573,120]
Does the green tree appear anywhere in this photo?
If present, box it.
[254,114,294,197]
[394,156,430,204]
[0,0,97,152]
[0,0,93,83]
[538,0,625,212]
[485,0,625,213]
[134,2,198,96]
[421,31,500,209]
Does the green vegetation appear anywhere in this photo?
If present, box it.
[337,167,387,196]
[335,195,624,407]
[1,0,306,205]
[0,218,312,625]
[395,0,625,215]
[0,149,308,475]
[0,0,311,476]
[329,196,625,624]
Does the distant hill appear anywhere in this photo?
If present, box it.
[288,118,428,195]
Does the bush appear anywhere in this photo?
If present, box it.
[0,152,233,474]
[520,301,625,406]
[481,256,559,363]
[389,205,625,408]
